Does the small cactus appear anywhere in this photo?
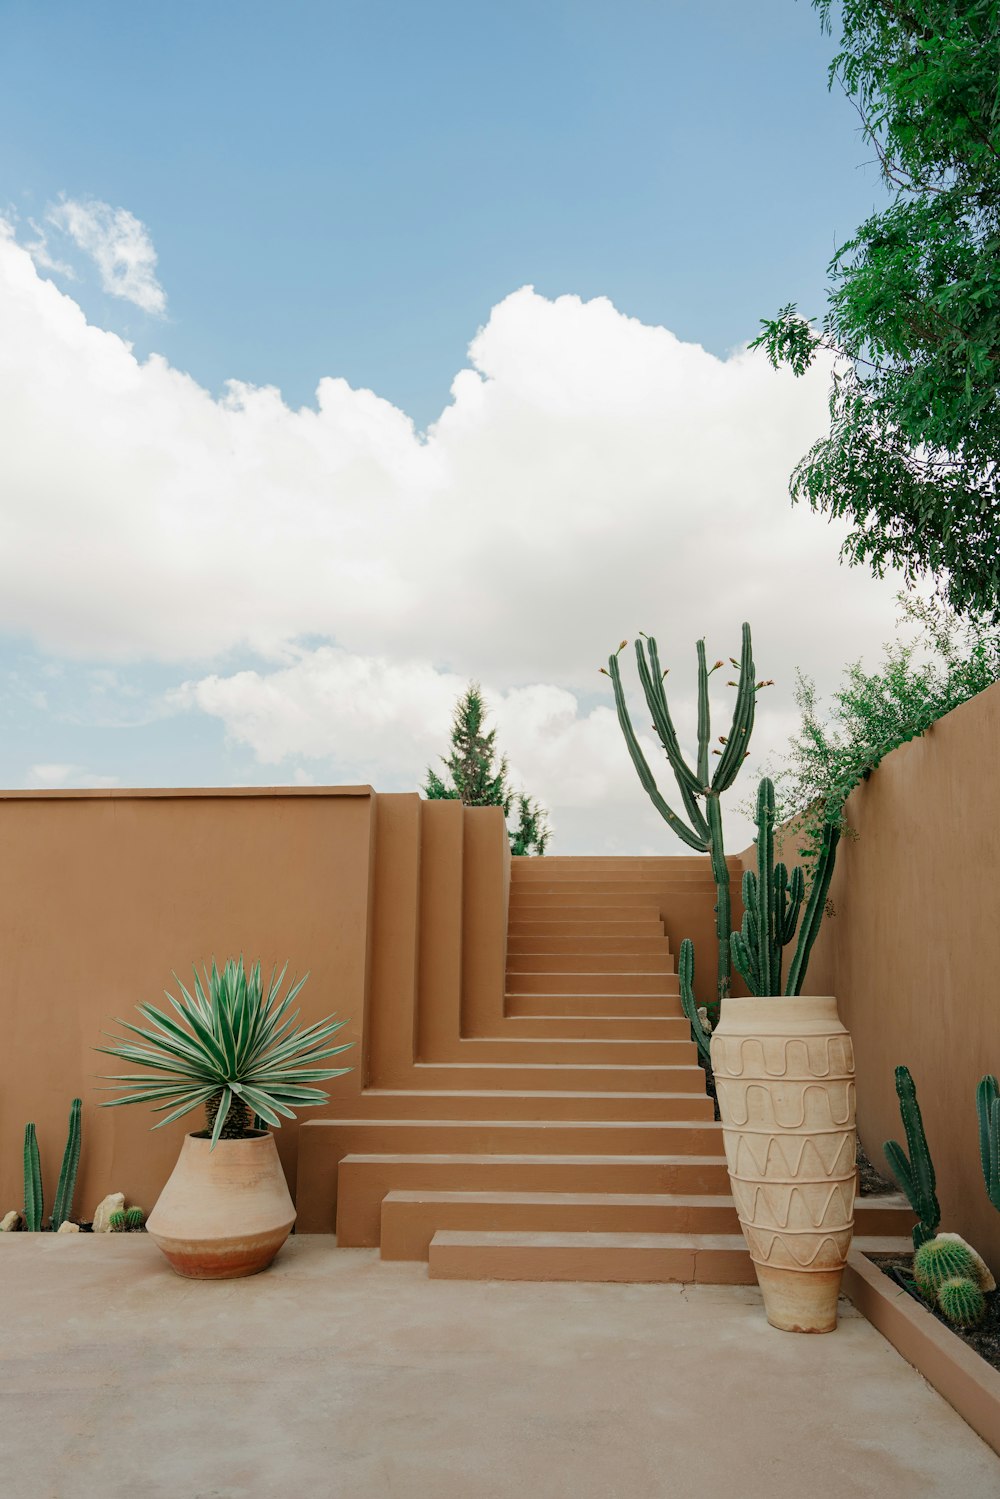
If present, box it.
[51,1098,83,1231]
[913,1236,978,1298]
[678,939,712,1066]
[124,1206,146,1231]
[937,1276,986,1329]
[23,1123,43,1232]
[108,1209,128,1232]
[977,1074,1000,1213]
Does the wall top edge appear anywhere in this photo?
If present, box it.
[0,785,375,801]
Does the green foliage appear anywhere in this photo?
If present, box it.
[763,593,1000,873]
[424,682,551,855]
[978,1074,1000,1212]
[97,956,354,1149]
[51,1098,82,1231]
[937,1276,986,1329]
[604,623,766,1007]
[22,1123,42,1233]
[678,939,712,1066]
[753,1,1000,620]
[884,1065,941,1249]
[913,1236,978,1298]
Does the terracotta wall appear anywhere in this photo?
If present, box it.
[0,787,376,1219]
[740,682,1000,1276]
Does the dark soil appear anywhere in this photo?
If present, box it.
[857,1138,896,1196]
[869,1251,1000,1375]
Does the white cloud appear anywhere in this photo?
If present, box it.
[0,231,910,849]
[25,763,119,789]
[46,198,166,315]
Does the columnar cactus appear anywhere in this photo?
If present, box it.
[604,622,763,1006]
[977,1073,1000,1212]
[51,1098,82,1231]
[784,817,840,998]
[23,1123,43,1233]
[883,1065,941,1249]
[678,938,712,1066]
[732,778,804,995]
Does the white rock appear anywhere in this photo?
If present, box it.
[937,1231,997,1292]
[56,1220,81,1234]
[92,1192,125,1233]
[0,1210,20,1232]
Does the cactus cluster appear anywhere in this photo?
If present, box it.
[21,1099,84,1232]
[109,1206,146,1233]
[913,1236,978,1298]
[937,1276,986,1328]
[883,1066,941,1249]
[731,777,840,998]
[604,623,761,1007]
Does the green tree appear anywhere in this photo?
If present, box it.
[757,591,1000,868]
[423,683,551,855]
[754,0,1000,620]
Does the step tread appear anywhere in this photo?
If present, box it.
[385,1189,912,1209]
[340,1151,727,1166]
[429,1229,914,1252]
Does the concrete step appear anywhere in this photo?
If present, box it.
[379,1189,915,1260]
[322,1090,716,1122]
[426,1230,914,1284]
[506,934,671,954]
[505,994,682,1018]
[510,856,736,875]
[507,920,665,937]
[445,1036,698,1064]
[333,1153,733,1244]
[505,972,679,996]
[401,1062,710,1092]
[509,880,716,894]
[505,951,674,973]
[509,894,664,910]
[481,1015,689,1040]
[309,1117,721,1164]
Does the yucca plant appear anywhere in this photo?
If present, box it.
[97,957,353,1148]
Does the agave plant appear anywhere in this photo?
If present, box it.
[97,957,353,1148]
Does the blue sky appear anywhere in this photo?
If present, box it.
[0,1,906,852]
[3,0,881,426]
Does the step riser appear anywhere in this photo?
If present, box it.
[335,1157,732,1245]
[402,1064,710,1092]
[444,1038,697,1064]
[507,922,664,937]
[509,882,717,894]
[505,973,678,996]
[505,953,674,973]
[505,994,683,1017]
[321,1091,716,1121]
[311,1119,721,1161]
[479,1017,689,1040]
[509,897,664,911]
[379,1195,914,1260]
[506,936,671,954]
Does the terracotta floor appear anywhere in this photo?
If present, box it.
[3,1235,999,1499]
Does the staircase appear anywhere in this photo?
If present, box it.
[298,852,912,1278]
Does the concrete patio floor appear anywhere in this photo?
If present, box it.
[2,1235,999,1499]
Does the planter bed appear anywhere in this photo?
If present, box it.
[843,1248,1000,1459]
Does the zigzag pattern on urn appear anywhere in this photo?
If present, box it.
[883,1065,941,1250]
[731,776,840,998]
[605,622,760,1007]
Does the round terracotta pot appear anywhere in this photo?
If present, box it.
[710,995,856,1334]
[146,1131,295,1280]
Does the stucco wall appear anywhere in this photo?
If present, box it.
[741,682,1000,1276]
[0,787,376,1220]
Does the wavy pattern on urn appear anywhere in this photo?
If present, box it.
[711,996,857,1300]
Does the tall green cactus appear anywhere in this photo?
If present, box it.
[678,938,712,1065]
[604,622,763,1007]
[731,777,838,997]
[884,1065,941,1249]
[51,1098,83,1230]
[731,778,804,995]
[977,1074,1000,1213]
[23,1123,43,1233]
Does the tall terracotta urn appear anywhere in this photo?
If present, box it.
[146,1131,295,1280]
[711,995,856,1333]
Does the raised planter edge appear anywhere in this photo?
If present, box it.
[842,1247,1000,1459]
